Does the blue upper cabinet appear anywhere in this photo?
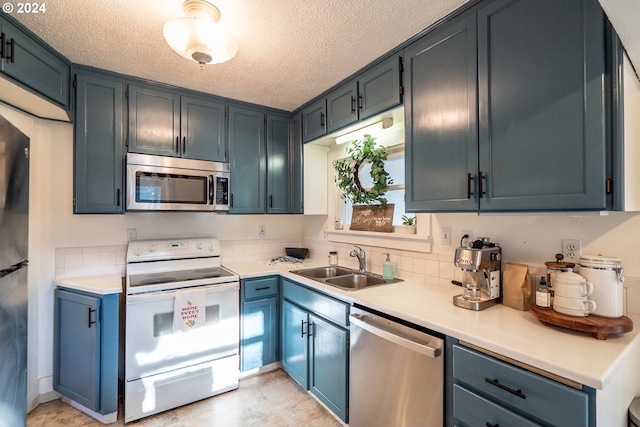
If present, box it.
[181,95,227,161]
[266,113,291,214]
[326,55,403,135]
[73,69,125,214]
[301,98,327,143]
[405,12,478,212]
[0,15,70,109]
[128,83,227,162]
[229,105,266,213]
[405,0,613,212]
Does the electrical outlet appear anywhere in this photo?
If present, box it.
[461,230,474,247]
[441,227,452,246]
[127,228,137,242]
[562,239,582,260]
[259,225,266,239]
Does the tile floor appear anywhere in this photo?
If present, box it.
[27,369,343,427]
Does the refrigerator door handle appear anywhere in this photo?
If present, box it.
[0,260,28,278]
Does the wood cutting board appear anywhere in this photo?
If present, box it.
[529,304,633,340]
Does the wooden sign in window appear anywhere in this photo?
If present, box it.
[349,204,395,232]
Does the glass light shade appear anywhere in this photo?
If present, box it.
[163,17,238,65]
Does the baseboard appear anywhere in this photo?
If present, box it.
[238,362,281,380]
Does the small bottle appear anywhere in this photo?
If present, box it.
[329,251,338,265]
[535,276,550,308]
[383,253,394,280]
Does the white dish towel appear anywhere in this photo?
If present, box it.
[173,288,207,332]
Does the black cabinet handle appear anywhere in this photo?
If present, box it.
[175,136,180,153]
[350,96,356,114]
[308,322,314,337]
[486,423,499,427]
[7,38,14,63]
[301,320,307,337]
[479,171,487,198]
[117,189,121,206]
[230,193,234,208]
[182,136,186,153]
[88,308,96,328]
[467,173,474,199]
[255,286,270,291]
[269,194,273,208]
[358,94,363,111]
[0,32,5,59]
[485,377,526,399]
[320,112,325,127]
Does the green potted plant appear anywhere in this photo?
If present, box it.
[396,214,417,234]
[333,134,395,232]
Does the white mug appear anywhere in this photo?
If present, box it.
[553,295,597,317]
[554,279,593,299]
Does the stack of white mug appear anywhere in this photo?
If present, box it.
[553,270,597,317]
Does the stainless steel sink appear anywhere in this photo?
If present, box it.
[291,266,401,291]
[292,266,353,279]
[325,273,387,290]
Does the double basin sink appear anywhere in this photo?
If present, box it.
[291,266,401,291]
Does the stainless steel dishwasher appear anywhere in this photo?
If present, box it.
[349,305,444,427]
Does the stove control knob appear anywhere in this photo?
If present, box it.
[196,242,204,250]
[148,244,156,253]
[209,244,216,252]
[133,248,142,256]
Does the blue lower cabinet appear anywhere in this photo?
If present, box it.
[449,342,594,427]
[241,276,279,372]
[53,288,118,416]
[281,279,349,423]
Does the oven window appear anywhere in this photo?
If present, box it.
[153,305,220,337]
[136,172,208,204]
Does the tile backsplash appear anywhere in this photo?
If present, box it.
[54,238,640,327]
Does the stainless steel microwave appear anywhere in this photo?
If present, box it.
[126,153,229,212]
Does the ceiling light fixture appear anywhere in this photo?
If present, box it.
[163,0,238,67]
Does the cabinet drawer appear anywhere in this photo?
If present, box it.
[453,384,542,427]
[282,279,349,327]
[452,344,588,426]
[243,276,278,300]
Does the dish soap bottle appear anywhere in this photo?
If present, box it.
[383,253,394,280]
[535,276,550,308]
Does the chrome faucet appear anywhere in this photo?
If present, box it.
[350,245,366,273]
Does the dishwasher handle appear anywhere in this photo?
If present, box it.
[350,314,442,358]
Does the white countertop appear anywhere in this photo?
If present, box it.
[54,273,123,295]
[224,260,640,392]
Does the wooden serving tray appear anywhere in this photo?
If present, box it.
[529,304,633,340]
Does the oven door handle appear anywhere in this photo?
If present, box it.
[127,281,239,303]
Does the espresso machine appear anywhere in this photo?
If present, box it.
[453,238,502,311]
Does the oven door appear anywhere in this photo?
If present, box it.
[125,282,239,381]
[126,163,214,211]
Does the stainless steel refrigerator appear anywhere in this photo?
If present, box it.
[0,113,29,427]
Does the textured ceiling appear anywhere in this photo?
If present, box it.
[13,0,470,112]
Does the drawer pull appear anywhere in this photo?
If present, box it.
[485,423,499,427]
[254,286,270,291]
[484,378,526,399]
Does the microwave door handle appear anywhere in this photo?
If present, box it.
[209,176,215,205]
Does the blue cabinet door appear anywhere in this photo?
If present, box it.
[74,70,125,214]
[281,300,308,389]
[301,99,326,143]
[241,297,278,372]
[0,16,70,108]
[266,113,291,214]
[54,289,101,411]
[127,84,181,156]
[358,55,402,121]
[181,95,227,162]
[477,0,609,211]
[229,106,266,213]
[404,12,478,212]
[327,80,358,133]
[309,314,349,423]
